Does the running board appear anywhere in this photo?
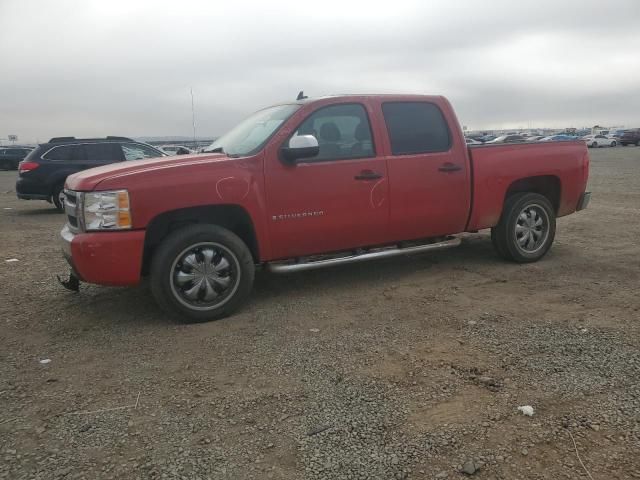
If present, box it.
[266,236,461,273]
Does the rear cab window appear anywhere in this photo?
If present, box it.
[382,102,451,155]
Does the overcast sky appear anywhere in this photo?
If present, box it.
[1,0,639,143]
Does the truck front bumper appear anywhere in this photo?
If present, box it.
[576,192,591,211]
[60,225,145,286]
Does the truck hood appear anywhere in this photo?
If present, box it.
[66,153,231,191]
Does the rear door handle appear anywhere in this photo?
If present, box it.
[438,163,462,173]
[354,170,383,180]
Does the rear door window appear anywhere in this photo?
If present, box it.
[382,102,451,155]
[43,145,87,161]
[84,143,124,162]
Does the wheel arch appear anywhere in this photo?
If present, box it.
[142,204,260,275]
[503,175,561,213]
[50,175,68,195]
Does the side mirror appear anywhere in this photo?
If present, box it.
[281,135,319,164]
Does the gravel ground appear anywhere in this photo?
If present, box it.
[1,146,639,479]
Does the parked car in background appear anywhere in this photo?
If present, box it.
[60,93,590,322]
[16,136,167,212]
[479,135,496,143]
[488,134,526,144]
[161,145,194,155]
[620,129,640,146]
[539,135,577,142]
[465,137,483,145]
[608,129,626,139]
[526,136,546,142]
[0,147,33,170]
[581,134,617,148]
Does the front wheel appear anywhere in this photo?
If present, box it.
[150,224,255,322]
[491,193,556,263]
[611,141,617,147]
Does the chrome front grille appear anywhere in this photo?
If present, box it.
[64,190,80,230]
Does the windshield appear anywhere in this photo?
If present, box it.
[204,104,300,156]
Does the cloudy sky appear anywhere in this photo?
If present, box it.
[1,0,639,143]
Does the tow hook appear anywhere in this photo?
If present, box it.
[57,271,80,292]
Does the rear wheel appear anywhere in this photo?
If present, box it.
[591,142,598,148]
[150,224,255,322]
[491,193,556,263]
[52,184,65,213]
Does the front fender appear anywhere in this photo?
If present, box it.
[93,154,272,260]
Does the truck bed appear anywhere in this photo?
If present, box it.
[466,141,589,231]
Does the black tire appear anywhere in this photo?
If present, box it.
[52,184,65,213]
[491,192,556,263]
[611,141,617,147]
[490,227,509,260]
[591,142,598,148]
[150,224,254,322]
[636,140,640,147]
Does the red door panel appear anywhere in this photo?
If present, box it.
[378,100,470,241]
[264,158,389,259]
[263,101,389,260]
[386,151,469,239]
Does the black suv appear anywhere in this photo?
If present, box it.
[620,129,640,147]
[0,147,33,170]
[16,136,167,212]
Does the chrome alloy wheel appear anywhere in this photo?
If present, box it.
[169,242,241,311]
[514,204,550,254]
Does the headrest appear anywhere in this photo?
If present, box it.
[319,122,341,142]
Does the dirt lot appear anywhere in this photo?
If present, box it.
[1,146,639,480]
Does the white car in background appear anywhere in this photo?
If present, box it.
[581,134,617,148]
[465,138,483,145]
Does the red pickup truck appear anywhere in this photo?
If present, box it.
[60,94,590,322]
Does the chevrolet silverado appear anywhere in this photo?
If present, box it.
[60,94,591,322]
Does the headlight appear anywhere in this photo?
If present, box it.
[82,190,132,231]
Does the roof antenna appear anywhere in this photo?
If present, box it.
[190,87,197,146]
[296,90,307,100]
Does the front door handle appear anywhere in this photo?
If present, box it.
[354,170,383,180]
[438,163,462,173]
